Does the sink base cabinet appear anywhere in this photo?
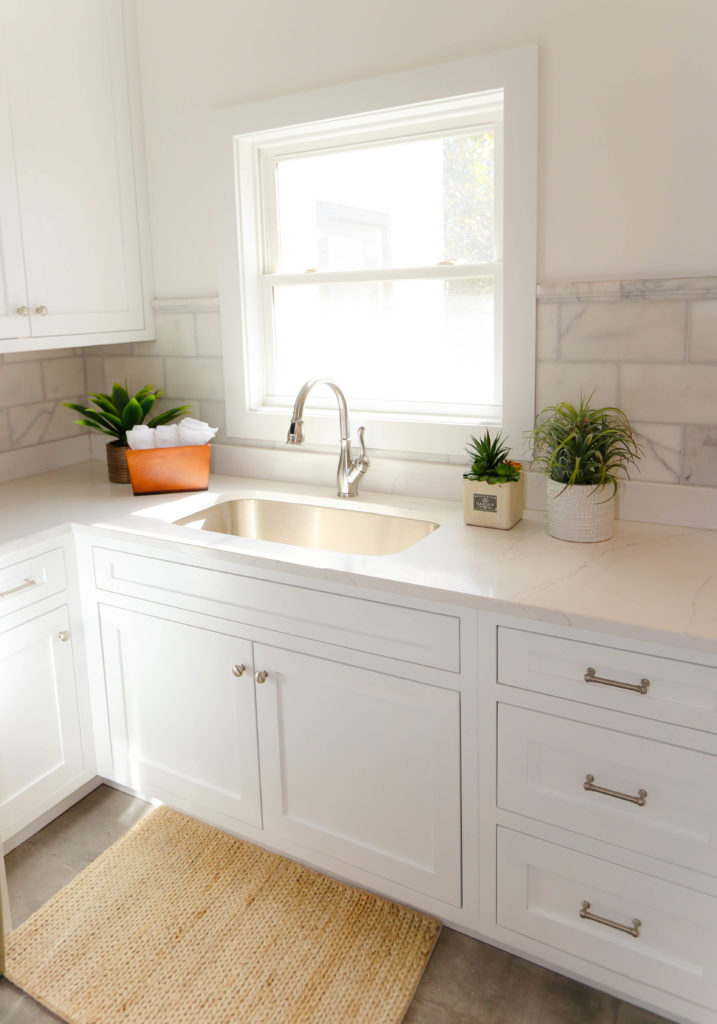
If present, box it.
[86,544,473,921]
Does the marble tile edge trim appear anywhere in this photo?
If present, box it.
[538,276,717,303]
[152,297,220,314]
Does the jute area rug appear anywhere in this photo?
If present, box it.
[4,806,441,1024]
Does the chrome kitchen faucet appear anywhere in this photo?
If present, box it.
[287,378,369,498]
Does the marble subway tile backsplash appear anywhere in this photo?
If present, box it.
[1,278,717,490]
[536,277,717,488]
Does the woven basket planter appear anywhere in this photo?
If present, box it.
[546,479,615,542]
[106,441,130,484]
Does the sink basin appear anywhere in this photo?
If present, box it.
[174,497,439,556]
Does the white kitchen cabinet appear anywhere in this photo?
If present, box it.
[254,642,462,905]
[83,536,475,920]
[480,614,717,1024]
[0,605,85,845]
[0,0,153,351]
[98,604,262,830]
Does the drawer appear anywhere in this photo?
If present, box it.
[498,626,717,732]
[497,827,717,1009]
[93,547,460,672]
[498,704,717,876]
[0,548,66,620]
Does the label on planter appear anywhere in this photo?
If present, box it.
[473,493,498,513]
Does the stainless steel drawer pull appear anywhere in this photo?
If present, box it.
[584,667,650,695]
[580,900,641,938]
[584,774,647,806]
[231,664,246,677]
[0,577,37,599]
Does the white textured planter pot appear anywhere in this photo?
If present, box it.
[463,477,523,530]
[546,479,615,542]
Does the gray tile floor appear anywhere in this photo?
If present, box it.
[1,785,674,1024]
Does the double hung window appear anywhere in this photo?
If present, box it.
[219,48,537,457]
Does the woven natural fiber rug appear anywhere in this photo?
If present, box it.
[4,805,441,1024]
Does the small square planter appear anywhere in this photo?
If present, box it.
[463,477,523,530]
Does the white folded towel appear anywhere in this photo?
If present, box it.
[155,424,181,448]
[126,425,157,449]
[178,417,218,446]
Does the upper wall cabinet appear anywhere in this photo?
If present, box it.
[0,0,154,352]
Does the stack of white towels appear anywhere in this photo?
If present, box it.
[126,417,218,450]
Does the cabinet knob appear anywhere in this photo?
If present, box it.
[35,305,48,316]
[57,630,70,642]
[16,305,29,316]
[256,670,269,685]
[231,664,246,677]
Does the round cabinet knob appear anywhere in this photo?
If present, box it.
[231,664,246,677]
[256,670,269,685]
[16,305,29,316]
[57,630,70,642]
[35,305,48,316]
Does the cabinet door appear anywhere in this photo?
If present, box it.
[254,643,462,905]
[0,44,29,340]
[0,0,145,338]
[0,606,84,842]
[99,605,262,829]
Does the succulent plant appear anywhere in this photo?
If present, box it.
[64,383,191,446]
[464,430,521,484]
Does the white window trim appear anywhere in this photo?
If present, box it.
[216,46,537,460]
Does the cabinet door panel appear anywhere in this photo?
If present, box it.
[99,605,262,829]
[0,607,83,840]
[255,643,462,905]
[2,0,144,337]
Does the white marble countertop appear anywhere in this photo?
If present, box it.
[2,461,717,656]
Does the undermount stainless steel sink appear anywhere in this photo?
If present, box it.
[175,497,439,556]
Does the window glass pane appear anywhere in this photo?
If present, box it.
[275,130,495,272]
[271,278,496,410]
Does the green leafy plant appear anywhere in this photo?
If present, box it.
[528,393,642,496]
[464,430,521,484]
[64,383,191,447]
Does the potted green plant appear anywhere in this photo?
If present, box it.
[528,393,642,542]
[463,430,523,529]
[64,384,191,483]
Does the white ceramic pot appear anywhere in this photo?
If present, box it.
[463,477,523,530]
[545,479,615,542]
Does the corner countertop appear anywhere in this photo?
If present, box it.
[2,461,717,656]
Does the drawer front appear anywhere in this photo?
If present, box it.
[498,626,717,731]
[498,704,717,876]
[497,827,717,1009]
[93,547,460,672]
[0,547,66,619]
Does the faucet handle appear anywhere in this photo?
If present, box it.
[354,425,368,468]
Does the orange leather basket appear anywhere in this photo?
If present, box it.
[126,445,211,495]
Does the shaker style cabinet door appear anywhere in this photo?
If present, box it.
[254,643,462,906]
[0,606,84,843]
[0,0,147,343]
[99,605,262,830]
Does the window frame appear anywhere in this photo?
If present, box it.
[216,46,537,459]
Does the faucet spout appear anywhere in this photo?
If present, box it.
[286,378,369,498]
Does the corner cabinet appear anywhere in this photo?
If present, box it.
[82,539,478,924]
[0,0,154,352]
[0,539,96,853]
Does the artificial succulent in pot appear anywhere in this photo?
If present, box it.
[528,393,642,542]
[463,429,523,530]
[64,383,191,483]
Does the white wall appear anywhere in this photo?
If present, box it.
[135,0,717,297]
